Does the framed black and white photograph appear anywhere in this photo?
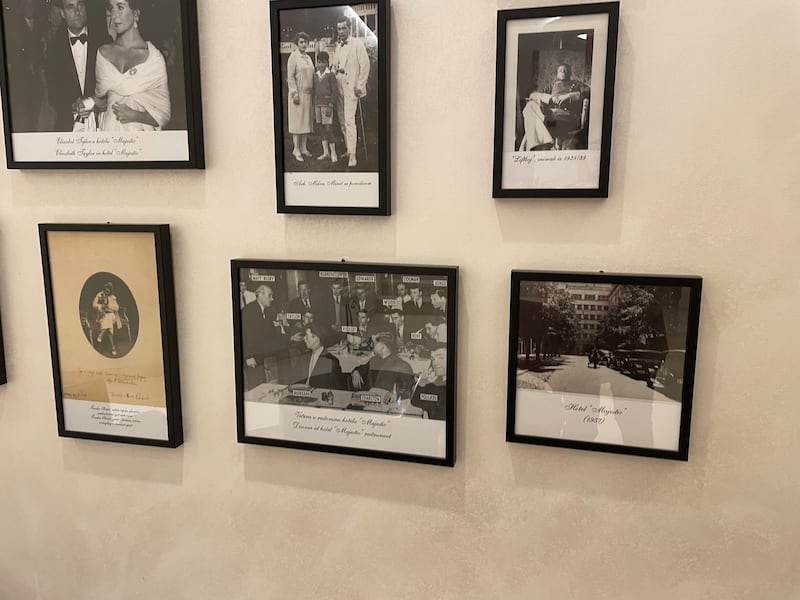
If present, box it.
[493,2,619,197]
[270,0,389,215]
[507,271,702,460]
[39,223,183,447]
[232,259,457,466]
[0,0,204,168]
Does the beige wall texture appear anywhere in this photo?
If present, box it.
[1,0,799,598]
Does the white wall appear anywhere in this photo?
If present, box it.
[2,0,799,598]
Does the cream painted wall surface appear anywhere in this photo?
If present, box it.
[1,0,799,598]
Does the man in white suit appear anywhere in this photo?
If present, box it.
[332,15,370,168]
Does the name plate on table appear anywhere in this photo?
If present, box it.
[353,393,384,405]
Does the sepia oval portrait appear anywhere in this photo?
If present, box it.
[79,272,140,359]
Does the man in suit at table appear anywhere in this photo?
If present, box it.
[316,279,350,339]
[403,284,431,335]
[44,0,103,132]
[430,288,447,316]
[291,325,342,389]
[287,280,314,316]
[351,330,414,397]
[411,343,448,421]
[348,281,378,324]
[241,285,288,389]
[388,308,410,351]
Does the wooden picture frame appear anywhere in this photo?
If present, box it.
[39,223,183,447]
[493,2,619,197]
[0,0,204,169]
[507,270,702,460]
[270,0,390,215]
[232,259,457,466]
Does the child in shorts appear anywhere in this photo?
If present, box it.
[313,51,338,163]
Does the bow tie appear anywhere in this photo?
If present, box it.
[338,39,348,46]
[70,34,88,45]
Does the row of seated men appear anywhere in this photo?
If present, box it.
[241,280,448,420]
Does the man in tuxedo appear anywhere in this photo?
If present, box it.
[241,285,288,389]
[331,15,369,168]
[291,325,342,389]
[287,280,314,316]
[44,0,102,132]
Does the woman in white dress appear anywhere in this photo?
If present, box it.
[286,32,314,162]
[76,0,171,131]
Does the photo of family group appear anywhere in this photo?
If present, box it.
[270,1,388,214]
[274,3,379,172]
[0,0,203,166]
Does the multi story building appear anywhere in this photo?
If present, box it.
[563,282,614,353]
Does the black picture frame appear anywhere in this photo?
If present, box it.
[269,0,390,215]
[231,259,457,466]
[39,223,183,447]
[0,0,205,170]
[0,305,6,385]
[492,2,619,197]
[507,270,702,461]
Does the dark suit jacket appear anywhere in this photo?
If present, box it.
[292,350,342,389]
[393,323,411,350]
[316,293,351,333]
[411,380,447,421]
[241,301,285,363]
[403,299,432,335]
[5,12,46,131]
[44,26,102,132]
[348,293,379,324]
[287,296,314,317]
[354,353,414,396]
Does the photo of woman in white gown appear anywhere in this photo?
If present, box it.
[76,0,171,131]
